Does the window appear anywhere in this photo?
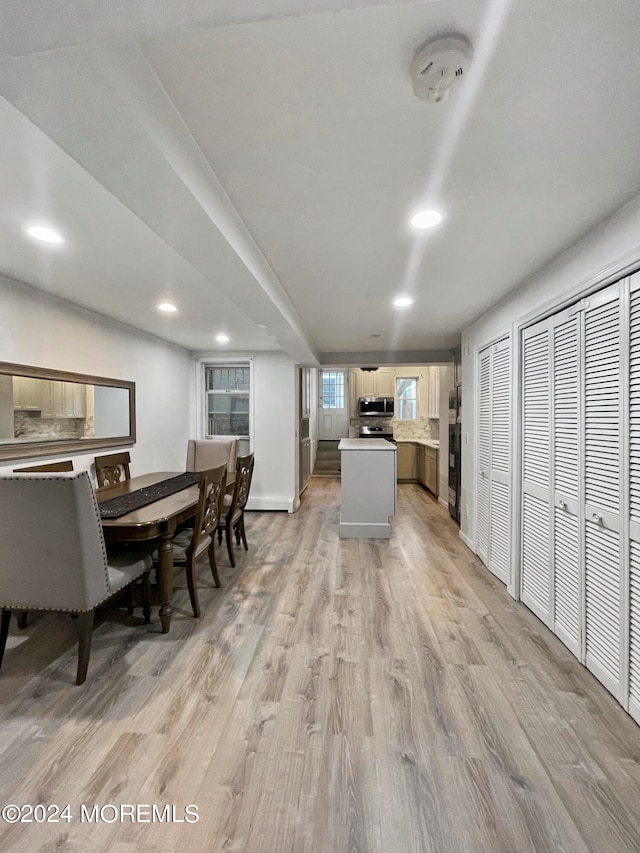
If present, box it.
[396,377,418,419]
[205,363,250,437]
[321,371,344,409]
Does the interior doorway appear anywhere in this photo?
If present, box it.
[318,370,349,439]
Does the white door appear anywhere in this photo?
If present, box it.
[488,339,511,583]
[318,370,349,439]
[629,271,640,722]
[552,308,582,658]
[521,318,553,625]
[476,348,491,566]
[476,337,511,584]
[582,283,624,701]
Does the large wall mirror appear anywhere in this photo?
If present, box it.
[0,362,136,461]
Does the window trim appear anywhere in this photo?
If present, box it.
[396,375,419,420]
[196,357,254,445]
[320,370,346,410]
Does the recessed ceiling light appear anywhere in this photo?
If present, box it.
[216,334,230,344]
[410,209,443,229]
[157,302,177,313]
[26,224,63,244]
[393,296,413,308]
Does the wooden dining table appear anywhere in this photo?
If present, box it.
[98,472,199,633]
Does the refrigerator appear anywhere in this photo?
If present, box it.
[448,387,462,523]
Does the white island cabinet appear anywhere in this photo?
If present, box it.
[338,438,397,538]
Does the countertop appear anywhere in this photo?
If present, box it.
[396,439,440,449]
[338,438,397,451]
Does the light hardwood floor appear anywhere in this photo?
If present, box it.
[1,479,640,852]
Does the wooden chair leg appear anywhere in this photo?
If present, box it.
[185,559,201,619]
[127,585,135,616]
[235,525,241,546]
[76,610,95,685]
[225,523,236,567]
[16,611,28,629]
[142,573,151,625]
[0,609,12,671]
[208,543,221,588]
[239,515,248,551]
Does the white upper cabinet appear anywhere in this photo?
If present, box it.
[427,366,440,418]
[351,368,395,399]
[12,377,86,417]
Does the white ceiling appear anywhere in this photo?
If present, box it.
[1,0,640,365]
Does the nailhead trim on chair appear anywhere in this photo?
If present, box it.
[1,574,146,613]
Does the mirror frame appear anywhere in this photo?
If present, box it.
[0,361,136,462]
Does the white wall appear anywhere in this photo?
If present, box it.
[0,275,193,476]
[194,350,298,512]
[460,192,640,584]
[251,352,297,511]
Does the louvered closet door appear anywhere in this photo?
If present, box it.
[477,348,491,566]
[488,339,511,583]
[552,309,582,657]
[583,283,624,701]
[521,320,553,624]
[476,338,511,583]
[628,272,640,723]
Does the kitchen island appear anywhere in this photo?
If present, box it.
[338,438,397,538]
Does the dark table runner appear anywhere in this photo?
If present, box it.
[98,472,199,519]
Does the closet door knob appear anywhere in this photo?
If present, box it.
[557,500,567,511]
[592,513,602,524]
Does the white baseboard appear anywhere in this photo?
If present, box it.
[459,531,474,552]
[247,496,295,512]
[339,521,391,539]
[438,497,448,509]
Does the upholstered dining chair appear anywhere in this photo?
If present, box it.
[11,462,76,629]
[14,460,74,472]
[0,471,152,685]
[217,453,255,568]
[168,464,227,618]
[186,439,237,482]
[94,451,131,488]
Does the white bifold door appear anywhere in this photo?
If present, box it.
[521,275,639,713]
[477,337,511,584]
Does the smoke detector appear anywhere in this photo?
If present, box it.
[410,34,472,103]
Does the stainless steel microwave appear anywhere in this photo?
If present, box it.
[358,396,394,417]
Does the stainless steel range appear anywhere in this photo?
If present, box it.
[358,425,395,443]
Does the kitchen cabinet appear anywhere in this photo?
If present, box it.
[339,438,397,538]
[13,377,86,417]
[427,367,440,419]
[349,369,360,415]
[45,381,87,417]
[415,444,424,483]
[63,382,87,417]
[352,368,396,400]
[13,376,46,410]
[375,368,395,397]
[397,441,438,494]
[423,446,438,495]
[396,442,416,480]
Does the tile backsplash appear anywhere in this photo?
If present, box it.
[349,416,439,440]
[14,411,87,441]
